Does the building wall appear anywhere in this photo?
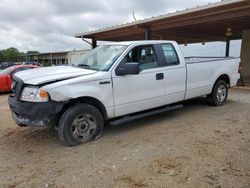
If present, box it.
[241,30,250,83]
[32,53,68,66]
[28,50,90,66]
[68,50,89,66]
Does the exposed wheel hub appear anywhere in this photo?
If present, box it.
[77,120,89,133]
[71,113,97,142]
[216,85,226,102]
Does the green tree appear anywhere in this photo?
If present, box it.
[0,50,5,62]
[26,51,39,55]
[26,50,39,62]
[19,52,26,62]
[0,48,40,63]
[3,47,20,62]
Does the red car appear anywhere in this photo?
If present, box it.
[0,65,39,92]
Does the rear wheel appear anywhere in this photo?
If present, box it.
[58,104,104,146]
[207,80,228,106]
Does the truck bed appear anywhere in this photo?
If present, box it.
[184,56,240,100]
[185,56,238,64]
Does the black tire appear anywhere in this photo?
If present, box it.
[58,104,104,146]
[207,80,228,106]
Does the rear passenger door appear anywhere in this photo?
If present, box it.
[112,44,166,117]
[160,43,186,103]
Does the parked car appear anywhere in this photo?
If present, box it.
[8,40,240,146]
[0,62,19,70]
[0,65,39,92]
[23,61,42,66]
[54,64,68,66]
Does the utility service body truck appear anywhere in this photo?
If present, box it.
[8,41,240,146]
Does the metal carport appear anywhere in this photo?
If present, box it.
[75,0,250,83]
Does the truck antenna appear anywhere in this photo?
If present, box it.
[132,9,137,21]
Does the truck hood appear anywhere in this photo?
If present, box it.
[14,66,97,85]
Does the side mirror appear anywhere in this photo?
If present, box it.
[116,62,139,76]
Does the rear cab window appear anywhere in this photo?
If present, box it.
[161,44,180,66]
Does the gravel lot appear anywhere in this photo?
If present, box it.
[0,89,249,188]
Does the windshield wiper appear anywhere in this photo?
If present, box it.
[77,64,98,71]
[78,64,90,68]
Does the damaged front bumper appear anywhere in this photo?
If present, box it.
[8,95,64,127]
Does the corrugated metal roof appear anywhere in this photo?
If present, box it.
[75,0,244,38]
[27,49,89,56]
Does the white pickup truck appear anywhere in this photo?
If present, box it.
[8,41,240,146]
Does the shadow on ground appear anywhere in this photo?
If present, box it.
[1,97,223,147]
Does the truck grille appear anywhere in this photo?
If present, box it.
[12,77,24,100]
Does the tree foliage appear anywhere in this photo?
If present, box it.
[3,47,21,62]
[0,48,39,63]
[0,50,4,62]
[26,51,39,55]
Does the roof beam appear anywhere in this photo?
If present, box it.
[149,7,250,32]
[76,0,250,43]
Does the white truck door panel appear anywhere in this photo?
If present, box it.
[112,44,166,117]
[113,68,165,117]
[185,62,216,99]
[164,67,186,103]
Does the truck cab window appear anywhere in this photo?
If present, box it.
[123,45,157,71]
[161,44,179,65]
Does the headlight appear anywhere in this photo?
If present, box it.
[20,86,49,102]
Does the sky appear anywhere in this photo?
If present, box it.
[0,0,241,56]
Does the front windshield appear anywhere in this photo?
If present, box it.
[0,66,14,75]
[75,45,127,71]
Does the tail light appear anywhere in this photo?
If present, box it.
[238,62,241,74]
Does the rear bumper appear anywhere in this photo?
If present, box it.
[8,95,64,127]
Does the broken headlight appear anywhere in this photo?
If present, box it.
[20,86,49,102]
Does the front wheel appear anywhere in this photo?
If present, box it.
[207,80,228,106]
[58,104,104,146]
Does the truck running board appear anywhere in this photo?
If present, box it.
[110,104,183,126]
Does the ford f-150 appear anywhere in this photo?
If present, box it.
[8,41,241,146]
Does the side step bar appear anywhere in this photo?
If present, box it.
[110,104,183,126]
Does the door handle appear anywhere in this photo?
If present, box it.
[99,81,111,85]
[156,73,164,80]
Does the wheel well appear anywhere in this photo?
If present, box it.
[216,74,230,88]
[60,97,108,121]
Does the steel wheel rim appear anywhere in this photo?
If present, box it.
[216,84,227,102]
[71,113,97,142]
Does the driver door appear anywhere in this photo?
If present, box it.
[112,45,165,117]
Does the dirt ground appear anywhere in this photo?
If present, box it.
[0,89,249,188]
